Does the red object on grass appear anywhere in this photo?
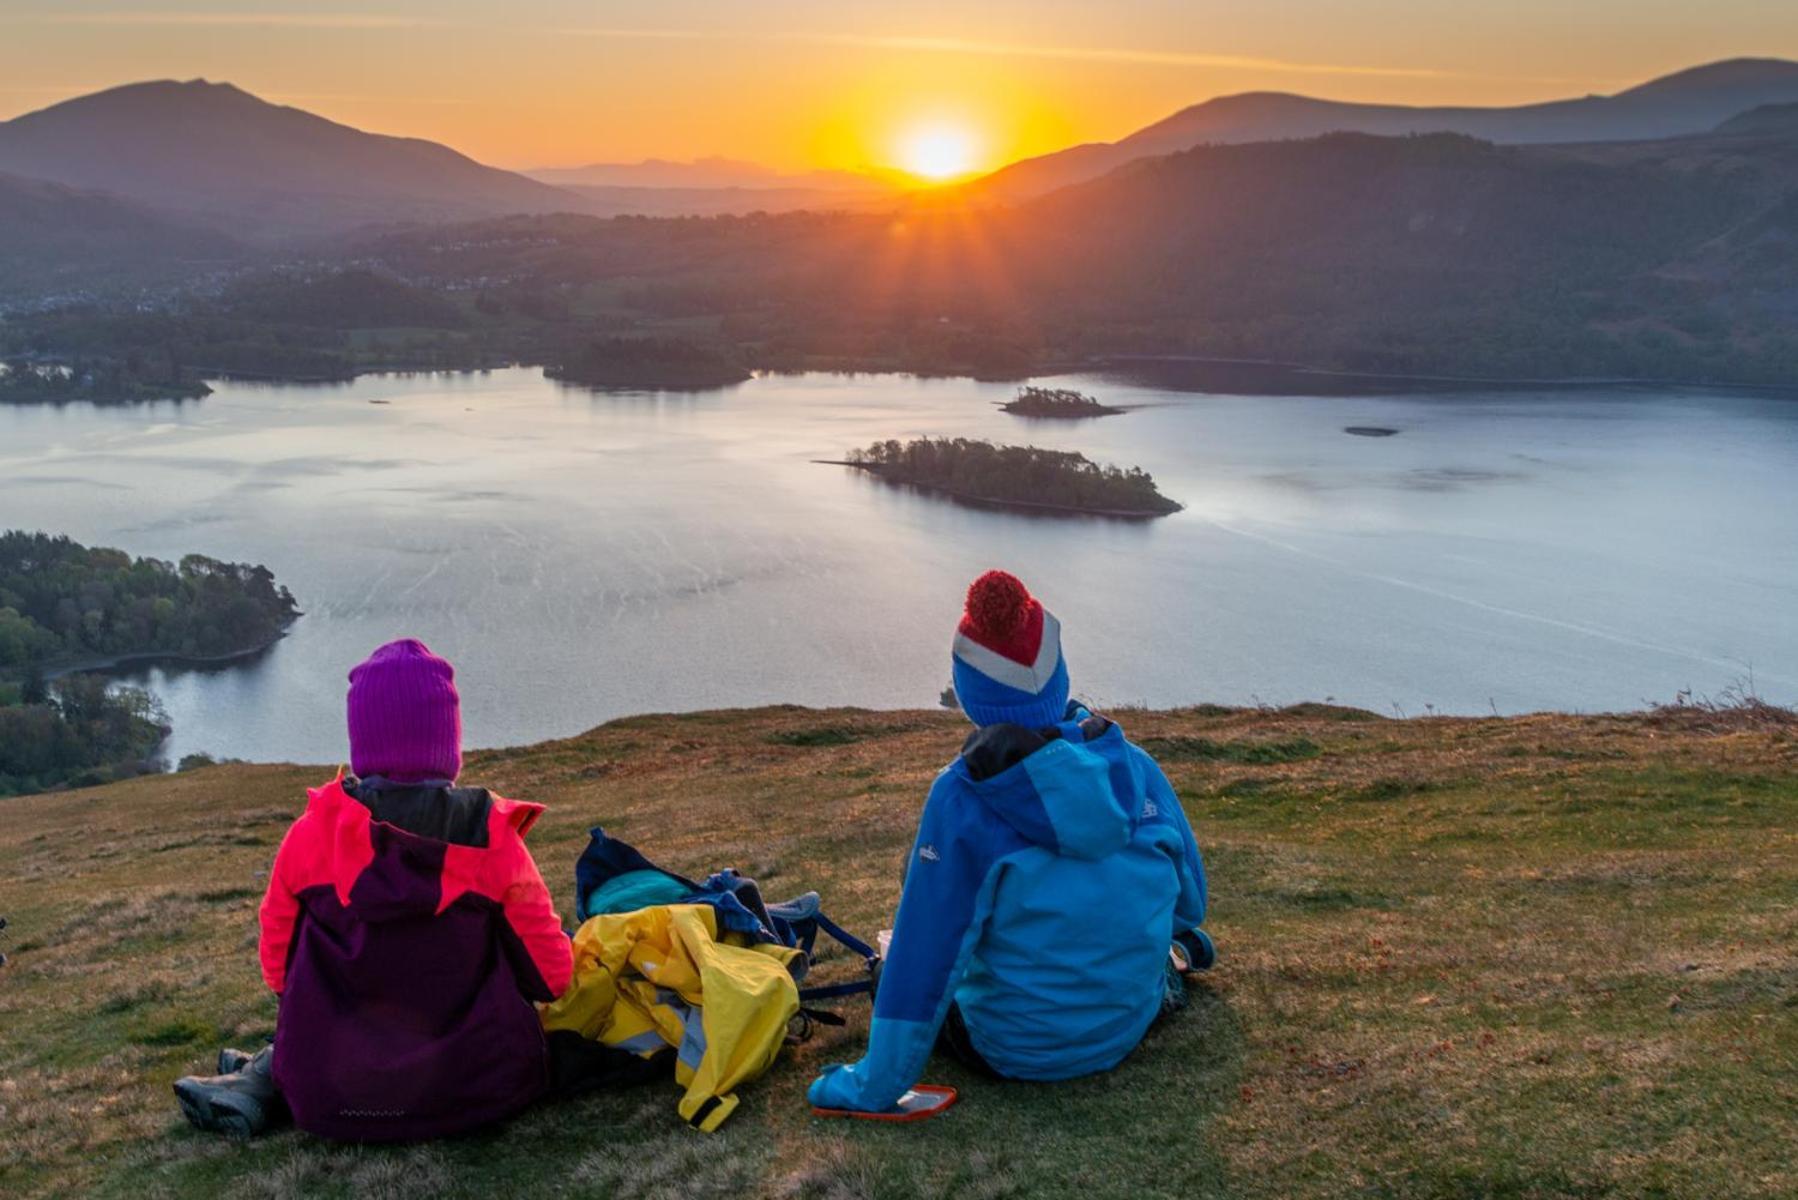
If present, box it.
[812,1084,959,1123]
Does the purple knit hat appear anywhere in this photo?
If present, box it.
[346,639,462,783]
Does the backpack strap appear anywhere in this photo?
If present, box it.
[810,911,878,962]
[792,909,882,1004]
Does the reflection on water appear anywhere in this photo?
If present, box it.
[2,367,1793,765]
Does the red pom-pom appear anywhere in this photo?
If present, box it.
[965,570,1033,638]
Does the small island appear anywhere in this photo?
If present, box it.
[0,531,301,796]
[546,336,752,391]
[828,437,1181,518]
[1344,426,1400,438]
[999,386,1124,419]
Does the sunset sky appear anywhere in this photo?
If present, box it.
[2,1,1794,176]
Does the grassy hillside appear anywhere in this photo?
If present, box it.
[1,702,1794,1199]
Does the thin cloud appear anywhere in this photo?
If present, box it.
[552,27,1464,80]
[0,84,112,95]
[780,34,1459,79]
[16,11,449,30]
[551,28,714,40]
[265,92,473,107]
[10,15,1610,88]
[786,33,1612,85]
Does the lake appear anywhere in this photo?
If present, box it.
[2,368,1794,766]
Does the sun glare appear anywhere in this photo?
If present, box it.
[896,122,981,182]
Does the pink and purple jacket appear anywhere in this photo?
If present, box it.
[258,775,574,1141]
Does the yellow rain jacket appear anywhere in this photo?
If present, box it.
[540,904,802,1130]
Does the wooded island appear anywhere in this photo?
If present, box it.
[832,437,1180,517]
[999,386,1124,418]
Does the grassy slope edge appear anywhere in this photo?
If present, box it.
[1,703,1794,1200]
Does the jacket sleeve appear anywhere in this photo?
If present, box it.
[1146,757,1207,931]
[808,774,1002,1113]
[257,823,302,994]
[501,848,575,1001]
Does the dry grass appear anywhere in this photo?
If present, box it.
[1,703,1795,1198]
[1644,679,1798,735]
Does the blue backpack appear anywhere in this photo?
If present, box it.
[572,828,882,1017]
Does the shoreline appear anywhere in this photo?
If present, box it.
[43,624,295,682]
[93,356,1790,401]
[12,334,1797,401]
[1090,353,1798,397]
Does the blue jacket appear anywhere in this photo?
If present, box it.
[809,708,1207,1112]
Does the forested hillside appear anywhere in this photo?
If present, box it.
[9,125,1798,388]
[0,533,300,796]
[0,532,298,674]
[342,127,1798,384]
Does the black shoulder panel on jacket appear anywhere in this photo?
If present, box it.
[345,781,492,847]
[960,723,1060,781]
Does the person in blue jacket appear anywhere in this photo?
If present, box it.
[809,570,1211,1113]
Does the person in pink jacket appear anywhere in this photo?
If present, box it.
[176,640,644,1141]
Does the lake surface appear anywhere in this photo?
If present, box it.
[3,368,1794,766]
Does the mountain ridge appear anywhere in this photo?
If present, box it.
[966,56,1798,201]
[0,78,580,238]
[0,170,239,293]
[8,61,1795,237]
[1714,101,1798,137]
[526,155,893,193]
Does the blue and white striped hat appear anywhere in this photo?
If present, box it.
[950,571,1070,728]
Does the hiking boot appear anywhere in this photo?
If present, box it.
[174,1046,285,1138]
[1173,928,1216,973]
[215,1047,254,1075]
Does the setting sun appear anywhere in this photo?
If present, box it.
[895,121,982,182]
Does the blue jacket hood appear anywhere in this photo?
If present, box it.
[951,712,1138,861]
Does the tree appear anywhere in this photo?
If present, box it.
[20,664,47,707]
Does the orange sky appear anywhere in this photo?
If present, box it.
[2,2,1794,175]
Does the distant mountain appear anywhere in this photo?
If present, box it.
[1714,102,1798,138]
[345,120,1798,385]
[967,58,1798,201]
[523,157,902,218]
[0,172,239,295]
[1003,133,1733,296]
[0,80,580,238]
[527,156,890,193]
[550,183,902,219]
[1542,98,1798,203]
[972,125,1798,381]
